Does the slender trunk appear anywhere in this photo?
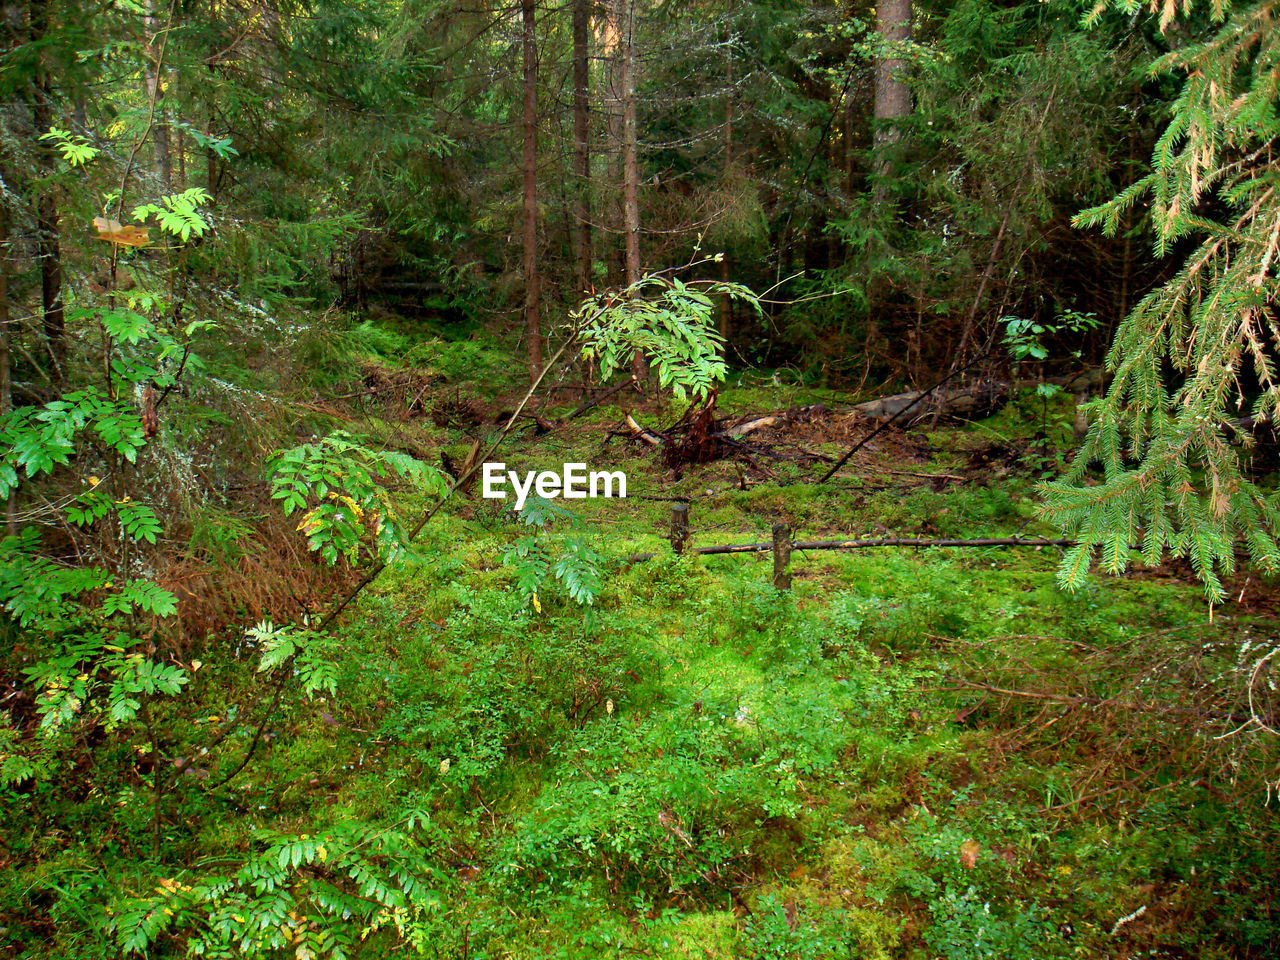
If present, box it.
[618,0,644,382]
[601,0,622,288]
[620,0,639,287]
[572,0,591,298]
[521,0,543,379]
[719,1,734,340]
[953,206,1010,368]
[144,0,172,189]
[205,0,221,198]
[0,200,13,537]
[872,0,911,203]
[30,0,64,382]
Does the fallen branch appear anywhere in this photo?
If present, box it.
[940,678,1253,724]
[567,375,637,419]
[817,342,996,483]
[624,412,663,446]
[622,536,1070,563]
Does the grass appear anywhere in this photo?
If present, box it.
[4,381,1279,959]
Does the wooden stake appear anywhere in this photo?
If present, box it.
[670,500,689,555]
[772,522,791,590]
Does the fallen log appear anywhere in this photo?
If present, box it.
[722,403,830,439]
[623,536,1070,563]
[818,345,998,483]
[851,381,1009,422]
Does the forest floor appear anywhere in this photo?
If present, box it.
[10,346,1279,959]
[231,363,1280,959]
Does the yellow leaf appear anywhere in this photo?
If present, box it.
[93,217,152,247]
[316,845,327,863]
[531,593,541,613]
[960,838,981,869]
[439,758,451,774]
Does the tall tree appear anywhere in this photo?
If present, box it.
[29,0,64,379]
[522,0,543,377]
[601,0,623,287]
[619,0,639,288]
[571,0,592,298]
[872,0,911,202]
[616,0,645,381]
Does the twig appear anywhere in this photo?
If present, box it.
[567,375,635,419]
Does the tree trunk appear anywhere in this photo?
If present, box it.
[30,0,64,381]
[619,0,639,287]
[872,0,911,202]
[0,200,13,535]
[144,0,173,189]
[719,1,734,340]
[571,0,591,299]
[601,0,622,289]
[521,0,543,380]
[617,0,645,382]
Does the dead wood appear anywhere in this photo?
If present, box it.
[623,535,1070,563]
[567,375,637,419]
[851,381,1009,422]
[624,412,663,445]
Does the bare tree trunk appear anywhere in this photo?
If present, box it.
[521,0,543,379]
[205,0,222,198]
[872,0,911,203]
[619,0,639,288]
[30,0,64,382]
[718,0,734,340]
[616,0,646,382]
[571,0,591,298]
[144,0,172,189]
[0,199,13,536]
[601,0,622,289]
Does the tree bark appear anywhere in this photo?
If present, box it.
[719,0,734,340]
[29,0,64,381]
[619,0,639,288]
[617,0,645,382]
[0,197,14,536]
[571,0,591,298]
[144,0,173,189]
[521,0,543,379]
[601,0,622,288]
[872,0,911,202]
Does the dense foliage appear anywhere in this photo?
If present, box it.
[2,0,1280,957]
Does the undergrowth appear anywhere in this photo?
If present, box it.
[3,350,1279,959]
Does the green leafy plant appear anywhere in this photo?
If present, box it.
[267,432,448,565]
[249,620,339,699]
[502,496,606,607]
[132,187,215,241]
[40,126,100,167]
[574,274,760,400]
[108,820,442,959]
